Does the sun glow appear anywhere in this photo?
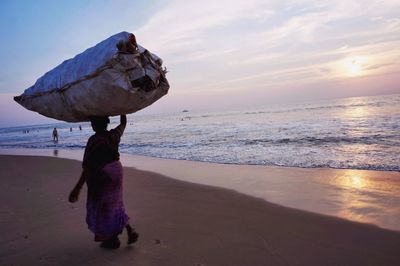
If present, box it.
[343,56,368,77]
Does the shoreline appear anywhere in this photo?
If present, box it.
[1,155,400,265]
[1,147,399,173]
[1,148,400,232]
[1,147,398,174]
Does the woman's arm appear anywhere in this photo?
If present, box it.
[69,168,89,203]
[114,115,127,135]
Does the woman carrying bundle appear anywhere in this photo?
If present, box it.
[69,115,138,249]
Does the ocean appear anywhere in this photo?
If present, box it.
[1,94,399,171]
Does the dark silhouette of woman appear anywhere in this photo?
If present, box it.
[69,115,138,249]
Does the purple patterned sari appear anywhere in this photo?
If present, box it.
[83,129,129,241]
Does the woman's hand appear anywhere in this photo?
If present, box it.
[69,188,80,203]
[69,170,87,203]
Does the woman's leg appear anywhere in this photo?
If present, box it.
[126,224,139,244]
[100,235,121,249]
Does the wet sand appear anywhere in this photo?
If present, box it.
[0,155,399,266]
[1,148,400,231]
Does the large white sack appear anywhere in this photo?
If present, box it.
[14,31,169,122]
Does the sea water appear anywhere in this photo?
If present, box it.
[0,94,399,171]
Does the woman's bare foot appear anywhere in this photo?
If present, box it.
[100,236,120,249]
[126,224,139,244]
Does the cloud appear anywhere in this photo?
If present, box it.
[363,63,395,71]
[131,0,400,97]
[135,0,275,56]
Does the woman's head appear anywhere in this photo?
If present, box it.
[90,116,110,132]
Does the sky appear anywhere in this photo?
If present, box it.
[0,0,399,127]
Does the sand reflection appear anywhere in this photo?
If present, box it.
[328,169,400,227]
[338,170,367,189]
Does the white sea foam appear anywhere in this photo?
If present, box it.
[1,94,399,171]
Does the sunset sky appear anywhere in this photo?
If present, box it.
[0,0,399,127]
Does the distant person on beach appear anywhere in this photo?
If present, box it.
[79,125,82,131]
[68,115,138,249]
[52,128,58,142]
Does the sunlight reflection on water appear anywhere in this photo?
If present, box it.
[323,170,400,228]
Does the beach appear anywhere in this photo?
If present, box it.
[1,155,399,266]
[2,1,400,265]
